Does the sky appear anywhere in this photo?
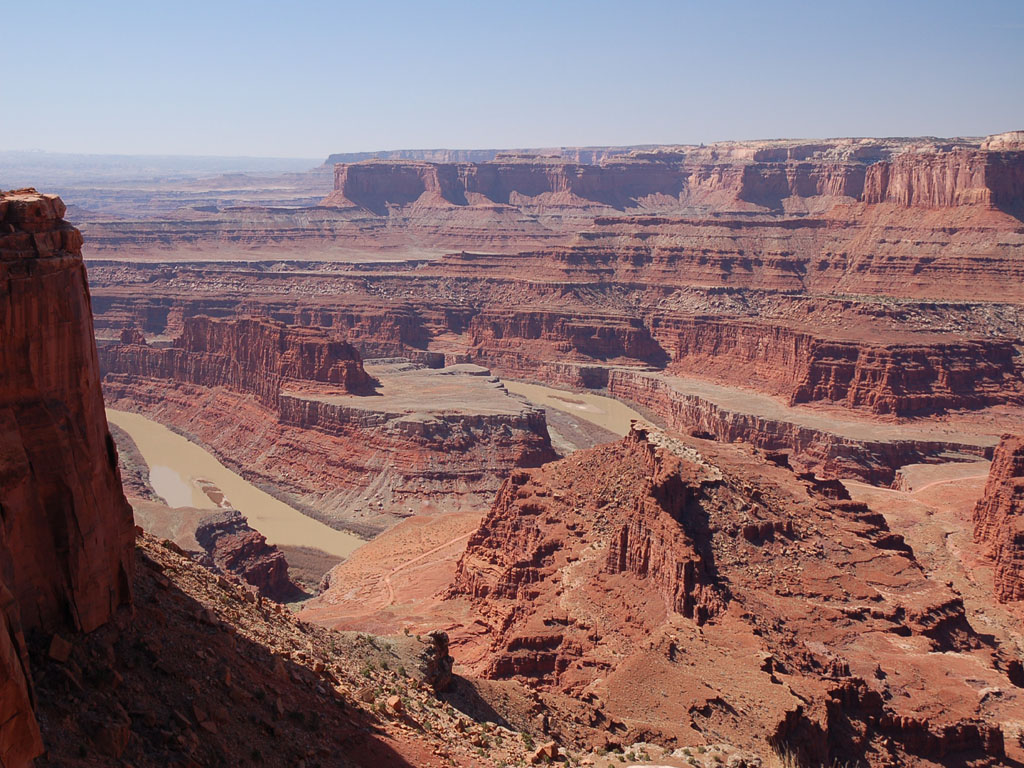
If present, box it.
[2,0,1023,159]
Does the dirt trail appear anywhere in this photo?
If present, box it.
[382,532,474,607]
[910,474,988,495]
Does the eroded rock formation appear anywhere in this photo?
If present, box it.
[195,509,298,601]
[0,190,135,764]
[84,136,1024,449]
[974,434,1024,602]
[445,424,1019,765]
[605,369,994,484]
[863,147,1024,209]
[322,136,1024,217]
[103,315,373,407]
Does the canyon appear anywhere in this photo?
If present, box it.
[3,129,1024,767]
[100,321,556,537]
[85,134,1024,498]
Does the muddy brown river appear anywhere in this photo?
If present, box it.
[106,409,364,558]
[503,381,645,436]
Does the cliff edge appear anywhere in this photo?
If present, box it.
[0,189,135,765]
[974,435,1024,603]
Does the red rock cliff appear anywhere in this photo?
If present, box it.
[864,148,1024,208]
[100,315,374,408]
[445,425,1014,764]
[323,154,871,213]
[0,190,135,765]
[973,434,1024,602]
[326,158,686,212]
[324,141,1024,215]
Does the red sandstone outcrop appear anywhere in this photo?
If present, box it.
[445,424,1020,764]
[864,148,1024,209]
[0,190,135,764]
[31,531,549,767]
[467,308,668,373]
[323,157,687,213]
[606,369,994,484]
[103,315,374,408]
[323,137,1023,216]
[194,509,298,600]
[973,434,1024,602]
[649,316,1023,416]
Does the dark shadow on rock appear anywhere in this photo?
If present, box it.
[438,674,514,731]
[31,542,418,768]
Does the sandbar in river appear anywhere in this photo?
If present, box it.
[106,409,364,559]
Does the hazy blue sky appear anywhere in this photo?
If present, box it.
[3,0,1022,158]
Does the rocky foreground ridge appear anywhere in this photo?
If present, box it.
[441,424,1023,765]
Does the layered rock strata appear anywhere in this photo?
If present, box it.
[324,138,1024,216]
[606,369,995,484]
[76,134,1024,262]
[446,424,1020,765]
[85,255,1024,417]
[104,316,373,406]
[973,435,1024,602]
[79,133,1024,513]
[194,509,298,600]
[863,147,1024,208]
[100,325,555,533]
[0,190,135,764]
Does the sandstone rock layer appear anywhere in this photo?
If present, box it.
[973,434,1024,602]
[445,425,1019,765]
[0,190,135,765]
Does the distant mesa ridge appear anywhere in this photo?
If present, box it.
[321,133,1024,214]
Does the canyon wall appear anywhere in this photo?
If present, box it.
[102,316,373,408]
[83,134,1024,435]
[606,369,993,484]
[0,190,135,765]
[863,149,1024,209]
[973,435,1024,602]
[650,316,1023,414]
[100,324,555,534]
[325,138,1024,215]
[86,257,1024,420]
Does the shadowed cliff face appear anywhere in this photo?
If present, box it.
[194,508,300,601]
[102,314,375,409]
[0,189,135,765]
[974,435,1024,602]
